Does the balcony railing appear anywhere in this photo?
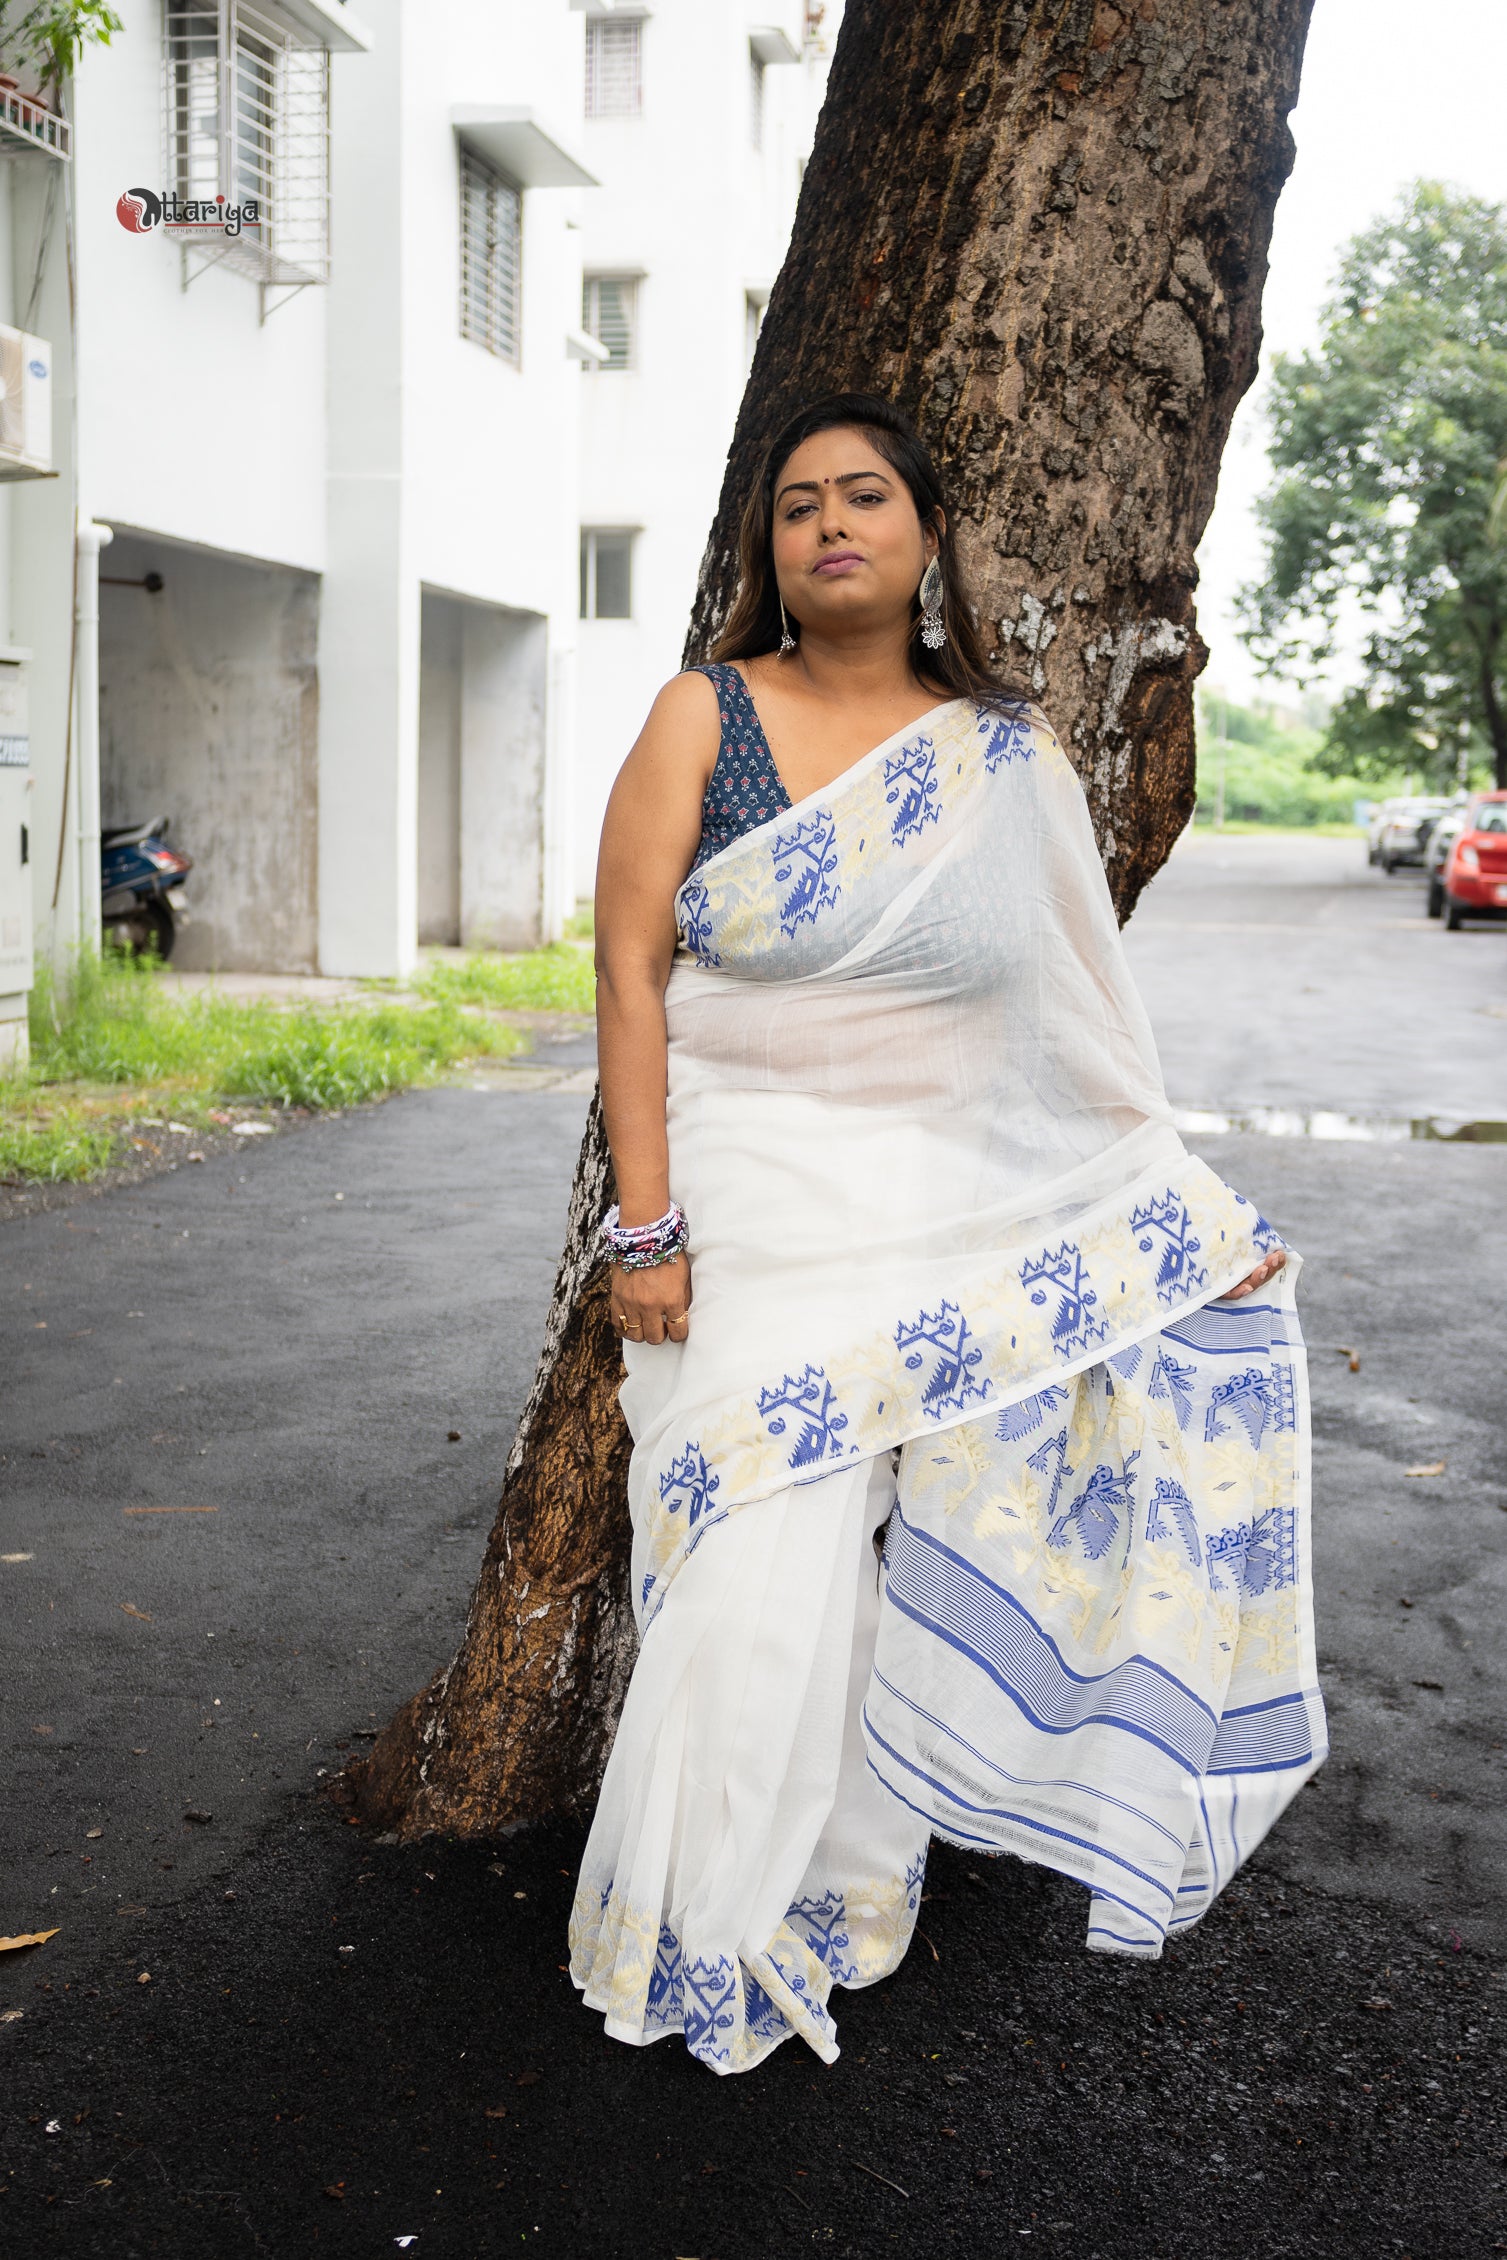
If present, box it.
[0,82,70,160]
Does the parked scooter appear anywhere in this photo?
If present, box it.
[101,816,193,959]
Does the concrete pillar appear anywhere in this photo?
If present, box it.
[459,605,547,952]
[73,518,111,954]
[7,158,81,978]
[317,0,416,978]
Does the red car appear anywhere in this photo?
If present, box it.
[1441,789,1507,929]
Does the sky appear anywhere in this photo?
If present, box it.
[1194,0,1507,707]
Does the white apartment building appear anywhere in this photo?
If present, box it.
[572,0,835,898]
[0,0,835,1062]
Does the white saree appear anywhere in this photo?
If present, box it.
[570,696,1326,2075]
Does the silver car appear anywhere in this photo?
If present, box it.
[1371,796,1451,873]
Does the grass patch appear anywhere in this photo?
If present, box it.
[0,1097,124,1184]
[414,943,595,1015]
[1,951,525,1184]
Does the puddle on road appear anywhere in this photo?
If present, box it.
[1173,1107,1507,1145]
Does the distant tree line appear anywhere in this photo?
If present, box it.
[1242,182,1507,791]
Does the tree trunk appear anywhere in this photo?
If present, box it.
[350,0,1314,1840]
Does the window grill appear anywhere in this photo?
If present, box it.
[460,146,522,363]
[580,529,634,620]
[744,291,766,373]
[581,275,636,373]
[164,0,330,308]
[585,17,642,119]
[749,48,765,150]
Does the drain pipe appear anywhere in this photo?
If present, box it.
[73,518,112,954]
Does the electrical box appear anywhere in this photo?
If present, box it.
[0,327,54,480]
[0,648,34,1071]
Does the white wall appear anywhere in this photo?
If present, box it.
[570,0,835,898]
[71,0,327,572]
[12,0,819,980]
[318,0,588,974]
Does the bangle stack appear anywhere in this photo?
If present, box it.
[600,1202,689,1271]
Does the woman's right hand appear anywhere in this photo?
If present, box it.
[610,1252,692,1347]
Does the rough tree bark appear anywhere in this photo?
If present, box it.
[350,0,1314,1840]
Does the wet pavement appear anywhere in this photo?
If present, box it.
[2,834,1505,2255]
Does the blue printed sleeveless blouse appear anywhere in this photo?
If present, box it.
[688,662,791,874]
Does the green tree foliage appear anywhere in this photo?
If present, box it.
[1194,691,1391,828]
[1241,182,1507,789]
[0,1,122,95]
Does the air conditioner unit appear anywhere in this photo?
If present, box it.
[0,327,54,479]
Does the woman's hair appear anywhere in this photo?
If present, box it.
[709,391,1029,710]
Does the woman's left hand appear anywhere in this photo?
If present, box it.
[1224,1248,1287,1300]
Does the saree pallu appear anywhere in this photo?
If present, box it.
[570,696,1326,2073]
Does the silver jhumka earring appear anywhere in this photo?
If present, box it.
[778,594,796,655]
[918,556,947,651]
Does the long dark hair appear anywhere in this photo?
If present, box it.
[709,392,1029,711]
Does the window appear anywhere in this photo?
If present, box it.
[585,17,643,118]
[460,146,522,362]
[581,275,637,372]
[164,1,330,291]
[744,291,766,373]
[580,530,635,620]
[749,47,765,149]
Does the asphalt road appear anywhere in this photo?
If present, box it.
[1124,831,1506,1123]
[2,833,1505,2256]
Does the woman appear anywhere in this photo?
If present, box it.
[570,393,1325,2077]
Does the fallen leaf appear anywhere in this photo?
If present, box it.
[183,1808,213,1825]
[514,2069,541,2087]
[1405,1462,1446,1478]
[0,1930,60,1954]
[1398,1597,1414,1608]
[0,2008,23,2023]
[323,2182,346,2200]
[1362,1996,1394,2012]
[484,2105,508,2120]
[1413,1679,1444,1692]
[447,1430,461,1443]
[2,1552,34,1564]
[120,1604,153,1623]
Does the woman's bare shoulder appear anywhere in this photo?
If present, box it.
[627,670,723,779]
[648,669,722,726]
